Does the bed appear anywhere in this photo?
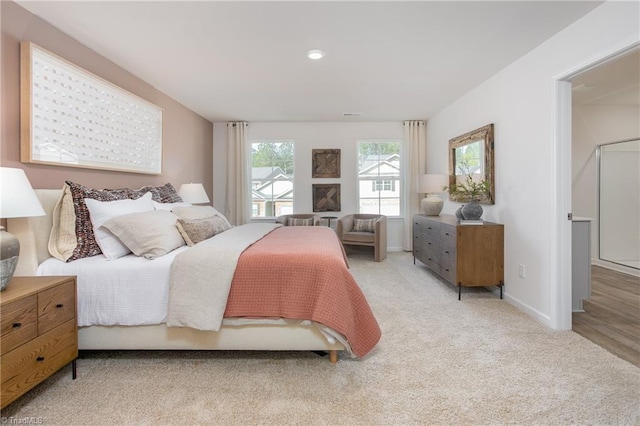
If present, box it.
[8,188,381,363]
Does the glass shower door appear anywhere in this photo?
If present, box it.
[598,138,640,270]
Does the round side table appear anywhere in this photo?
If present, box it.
[321,216,338,228]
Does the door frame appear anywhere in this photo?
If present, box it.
[552,40,639,330]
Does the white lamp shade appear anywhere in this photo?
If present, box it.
[0,167,45,218]
[178,183,210,204]
[418,174,449,194]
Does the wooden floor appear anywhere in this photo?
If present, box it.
[573,265,640,368]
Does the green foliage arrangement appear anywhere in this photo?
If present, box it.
[443,174,491,202]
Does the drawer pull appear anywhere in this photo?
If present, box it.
[445,232,450,236]
[445,269,450,272]
[427,227,432,230]
[36,356,45,362]
[56,304,64,308]
[428,242,431,245]
[445,251,449,254]
[12,322,22,328]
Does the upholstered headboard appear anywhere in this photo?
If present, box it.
[8,189,62,276]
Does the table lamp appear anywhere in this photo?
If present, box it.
[0,167,45,290]
[178,183,210,205]
[418,174,448,216]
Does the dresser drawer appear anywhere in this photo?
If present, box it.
[38,280,75,335]
[1,319,77,408]
[440,225,456,247]
[0,296,38,355]
[439,264,457,284]
[423,220,441,238]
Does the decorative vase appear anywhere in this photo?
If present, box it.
[461,201,483,220]
[455,205,464,220]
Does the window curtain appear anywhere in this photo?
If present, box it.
[402,120,426,251]
[225,122,249,226]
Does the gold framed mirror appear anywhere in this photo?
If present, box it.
[448,123,495,204]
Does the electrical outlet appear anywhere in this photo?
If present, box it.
[518,264,526,279]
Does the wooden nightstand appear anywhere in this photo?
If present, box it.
[1,276,78,408]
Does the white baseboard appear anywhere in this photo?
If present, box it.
[503,292,554,329]
[592,258,640,277]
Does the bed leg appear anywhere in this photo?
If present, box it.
[329,350,338,364]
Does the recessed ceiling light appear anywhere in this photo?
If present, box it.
[306,49,325,60]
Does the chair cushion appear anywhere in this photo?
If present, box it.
[342,231,375,244]
[353,218,377,232]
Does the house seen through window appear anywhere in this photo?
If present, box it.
[250,141,294,218]
[358,141,401,216]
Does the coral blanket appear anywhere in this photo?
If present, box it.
[225,226,381,358]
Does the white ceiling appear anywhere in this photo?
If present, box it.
[17,1,603,122]
[572,49,640,106]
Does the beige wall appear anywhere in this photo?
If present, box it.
[1,1,213,197]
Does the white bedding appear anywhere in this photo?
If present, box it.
[36,247,351,351]
[37,246,189,326]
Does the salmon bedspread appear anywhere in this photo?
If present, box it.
[224,226,381,357]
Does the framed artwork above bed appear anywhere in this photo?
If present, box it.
[20,42,163,175]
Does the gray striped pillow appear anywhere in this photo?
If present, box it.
[288,217,313,226]
[353,218,377,232]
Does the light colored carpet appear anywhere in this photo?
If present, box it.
[2,251,639,425]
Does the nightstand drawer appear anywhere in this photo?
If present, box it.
[1,319,77,408]
[0,296,38,355]
[38,280,75,335]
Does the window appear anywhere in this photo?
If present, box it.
[358,141,401,216]
[372,180,394,192]
[250,141,294,218]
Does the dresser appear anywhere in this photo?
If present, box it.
[413,214,504,299]
[1,276,78,408]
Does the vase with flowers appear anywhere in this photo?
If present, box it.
[443,174,491,220]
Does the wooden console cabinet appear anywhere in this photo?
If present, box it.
[1,276,77,408]
[413,214,504,299]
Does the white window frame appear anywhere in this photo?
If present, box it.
[356,139,403,217]
[249,139,295,219]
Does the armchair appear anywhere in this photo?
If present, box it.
[275,214,321,226]
[337,214,387,262]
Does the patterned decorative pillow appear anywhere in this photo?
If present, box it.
[176,216,231,246]
[353,218,377,233]
[62,181,140,261]
[50,181,183,262]
[288,217,314,226]
[102,210,185,259]
[102,182,183,203]
[140,183,183,203]
[172,206,232,228]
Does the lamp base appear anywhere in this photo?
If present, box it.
[0,227,20,291]
[421,195,444,216]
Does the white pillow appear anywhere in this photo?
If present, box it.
[102,210,186,259]
[153,201,191,211]
[84,192,154,260]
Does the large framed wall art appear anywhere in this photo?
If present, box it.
[20,42,163,174]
